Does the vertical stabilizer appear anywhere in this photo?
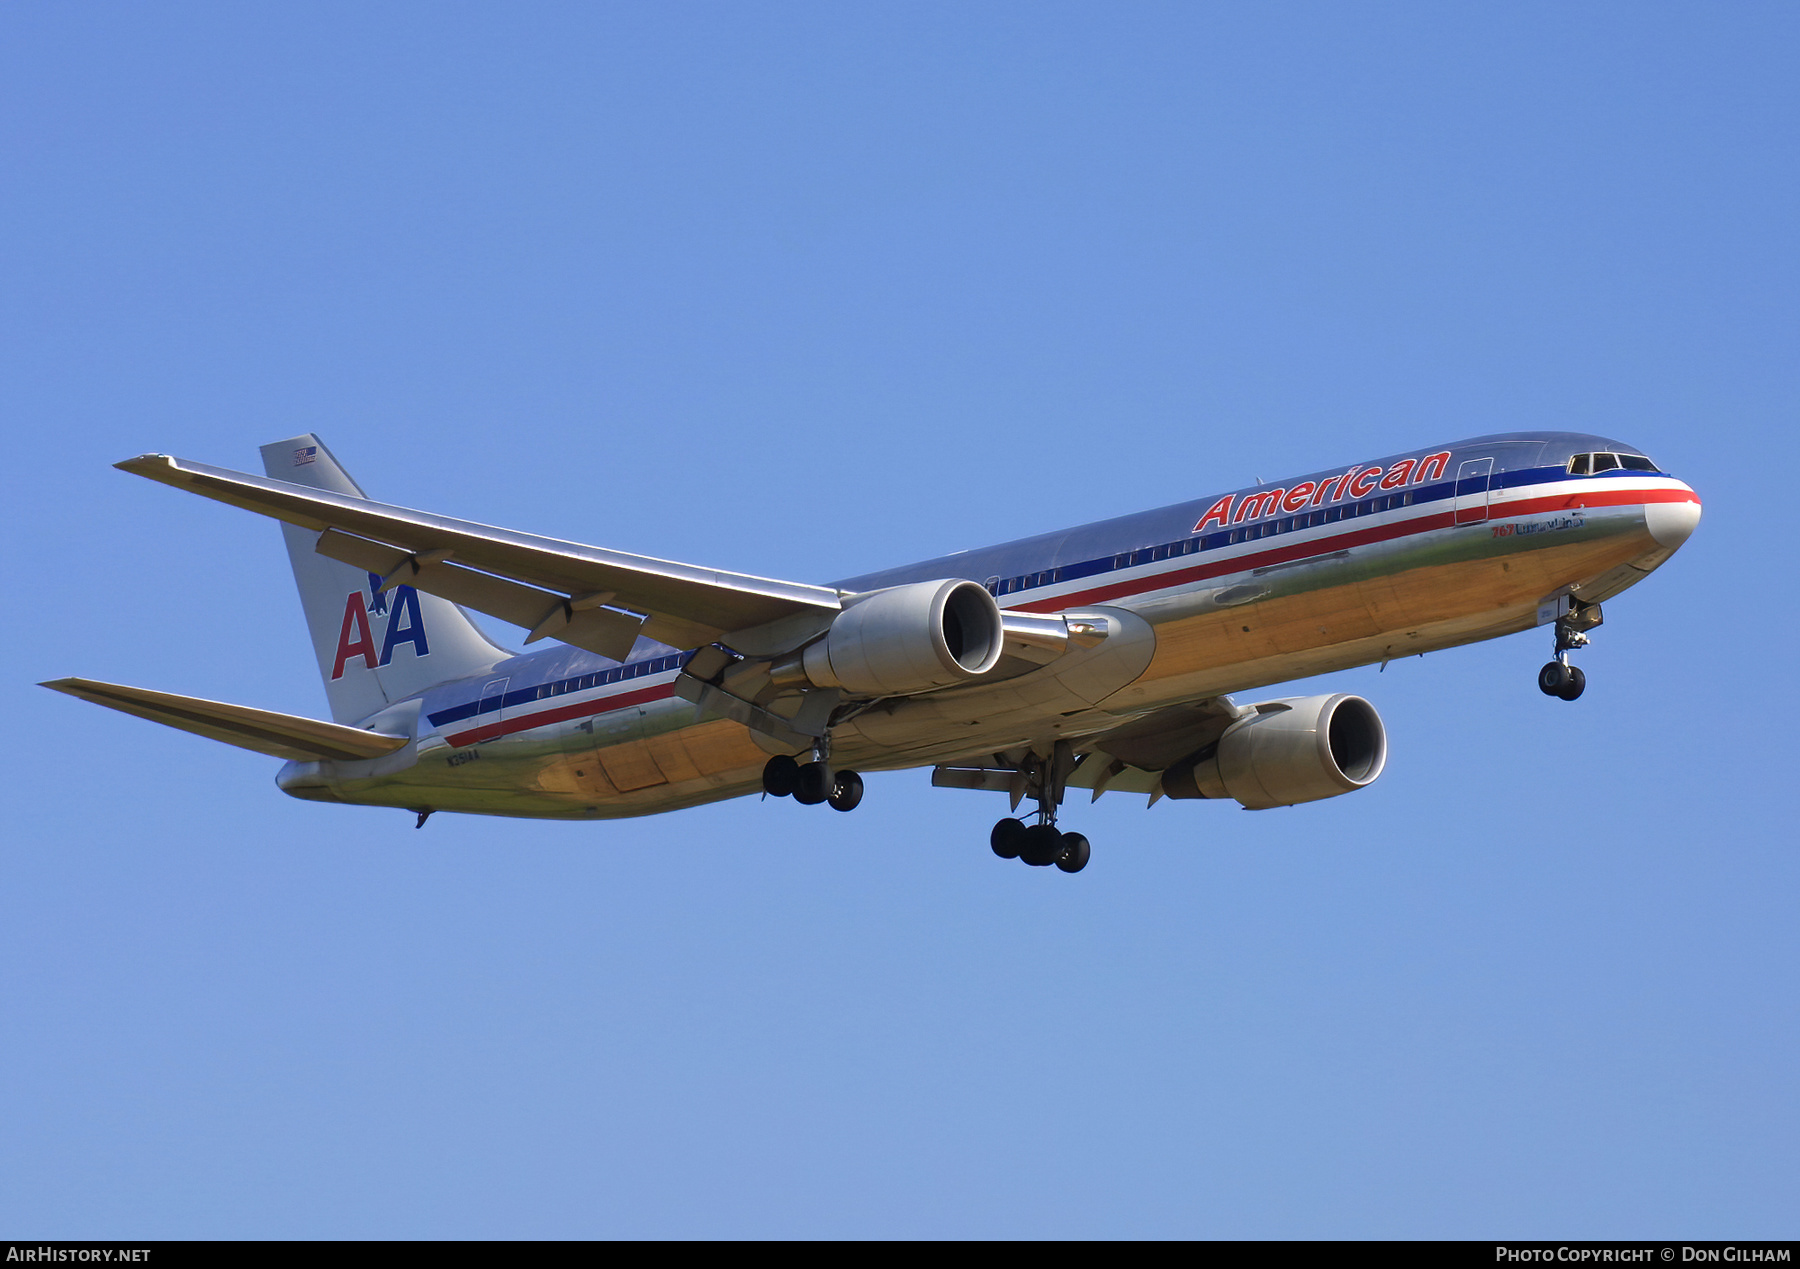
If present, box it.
[260,435,510,723]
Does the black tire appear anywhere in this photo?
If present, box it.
[1538,661,1570,696]
[1055,832,1090,873]
[793,762,831,806]
[990,817,1026,859]
[1557,665,1587,701]
[1019,823,1064,867]
[827,769,864,812]
[762,754,800,798]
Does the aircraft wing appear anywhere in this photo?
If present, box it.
[41,678,410,762]
[117,454,844,652]
[930,697,1250,805]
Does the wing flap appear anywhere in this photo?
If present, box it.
[315,529,646,662]
[41,678,409,762]
[1083,697,1248,772]
[116,453,842,647]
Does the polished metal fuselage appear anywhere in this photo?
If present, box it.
[277,431,1701,819]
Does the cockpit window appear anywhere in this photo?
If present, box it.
[1569,451,1659,475]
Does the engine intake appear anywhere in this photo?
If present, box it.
[801,579,1005,697]
[1161,693,1386,809]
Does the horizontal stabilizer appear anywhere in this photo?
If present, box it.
[41,678,410,762]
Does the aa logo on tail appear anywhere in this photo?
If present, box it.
[331,573,430,679]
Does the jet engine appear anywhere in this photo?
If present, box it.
[797,579,1006,697]
[1160,693,1386,810]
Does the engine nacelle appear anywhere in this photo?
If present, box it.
[1161,693,1387,810]
[800,579,1005,697]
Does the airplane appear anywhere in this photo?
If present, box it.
[44,431,1701,874]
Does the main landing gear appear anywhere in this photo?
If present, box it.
[762,752,863,812]
[990,817,1090,873]
[1538,596,1603,702]
[988,741,1090,874]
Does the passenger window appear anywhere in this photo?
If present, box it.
[1592,452,1619,472]
[1568,454,1590,475]
[1619,454,1656,472]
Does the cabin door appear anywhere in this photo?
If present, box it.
[1453,458,1494,524]
[477,676,509,731]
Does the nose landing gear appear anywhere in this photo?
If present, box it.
[1538,596,1602,702]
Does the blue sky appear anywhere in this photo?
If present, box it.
[3,1,1795,1237]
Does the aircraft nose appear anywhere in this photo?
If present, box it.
[1646,485,1702,550]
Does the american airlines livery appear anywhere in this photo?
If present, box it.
[46,432,1700,874]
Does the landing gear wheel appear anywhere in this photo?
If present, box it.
[762,754,800,798]
[793,762,831,806]
[1019,823,1064,867]
[827,769,863,812]
[990,818,1025,859]
[1538,661,1571,696]
[1055,832,1090,873]
[1556,665,1586,701]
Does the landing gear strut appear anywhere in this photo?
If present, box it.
[1538,596,1602,703]
[988,740,1091,873]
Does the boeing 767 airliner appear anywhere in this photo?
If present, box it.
[45,431,1700,873]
